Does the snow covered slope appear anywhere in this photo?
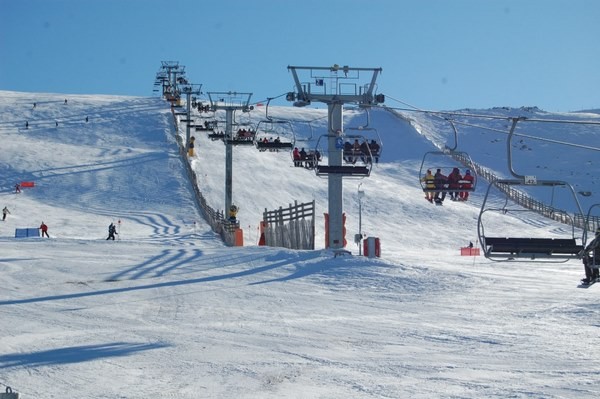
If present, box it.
[1,90,599,399]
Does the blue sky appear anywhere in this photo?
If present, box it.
[1,0,598,111]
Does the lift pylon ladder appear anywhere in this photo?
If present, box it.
[477,117,586,262]
[287,65,384,249]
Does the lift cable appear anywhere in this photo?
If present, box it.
[448,118,600,152]
[382,96,600,152]
[384,95,600,125]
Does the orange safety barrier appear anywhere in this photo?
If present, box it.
[20,181,35,188]
[363,237,381,258]
[234,228,244,247]
[460,247,480,256]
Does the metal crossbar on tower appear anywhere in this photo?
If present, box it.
[206,91,254,214]
[287,65,384,249]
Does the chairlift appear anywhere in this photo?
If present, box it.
[345,107,383,165]
[226,113,256,145]
[311,134,372,177]
[208,131,226,141]
[477,117,586,262]
[418,151,477,196]
[418,119,477,196]
[196,119,219,132]
[293,142,323,171]
[252,97,294,151]
[255,119,295,151]
[227,130,256,145]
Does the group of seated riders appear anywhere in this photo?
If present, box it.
[234,128,255,141]
[421,167,475,204]
[257,136,285,151]
[207,128,254,142]
[293,147,322,169]
[197,120,217,130]
[343,139,381,164]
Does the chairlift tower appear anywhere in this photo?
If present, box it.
[181,84,202,147]
[287,65,384,249]
[207,91,254,214]
[160,61,184,99]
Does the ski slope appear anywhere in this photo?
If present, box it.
[0,90,599,398]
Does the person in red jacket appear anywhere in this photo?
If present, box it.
[447,167,462,201]
[459,169,475,201]
[40,222,49,238]
[293,147,301,167]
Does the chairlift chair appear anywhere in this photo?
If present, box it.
[477,179,585,262]
[196,119,219,132]
[312,134,372,177]
[418,118,477,197]
[225,117,256,145]
[344,107,383,165]
[208,131,226,141]
[476,117,586,262]
[227,126,256,145]
[418,150,478,195]
[255,119,295,151]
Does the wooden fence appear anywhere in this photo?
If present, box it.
[172,109,239,246]
[262,200,315,250]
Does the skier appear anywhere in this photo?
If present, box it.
[2,206,10,221]
[369,139,381,164]
[40,221,49,237]
[299,148,307,165]
[433,169,448,205]
[15,183,21,193]
[459,170,475,201]
[421,169,435,203]
[447,168,462,201]
[293,147,301,167]
[106,222,118,240]
[581,227,600,284]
